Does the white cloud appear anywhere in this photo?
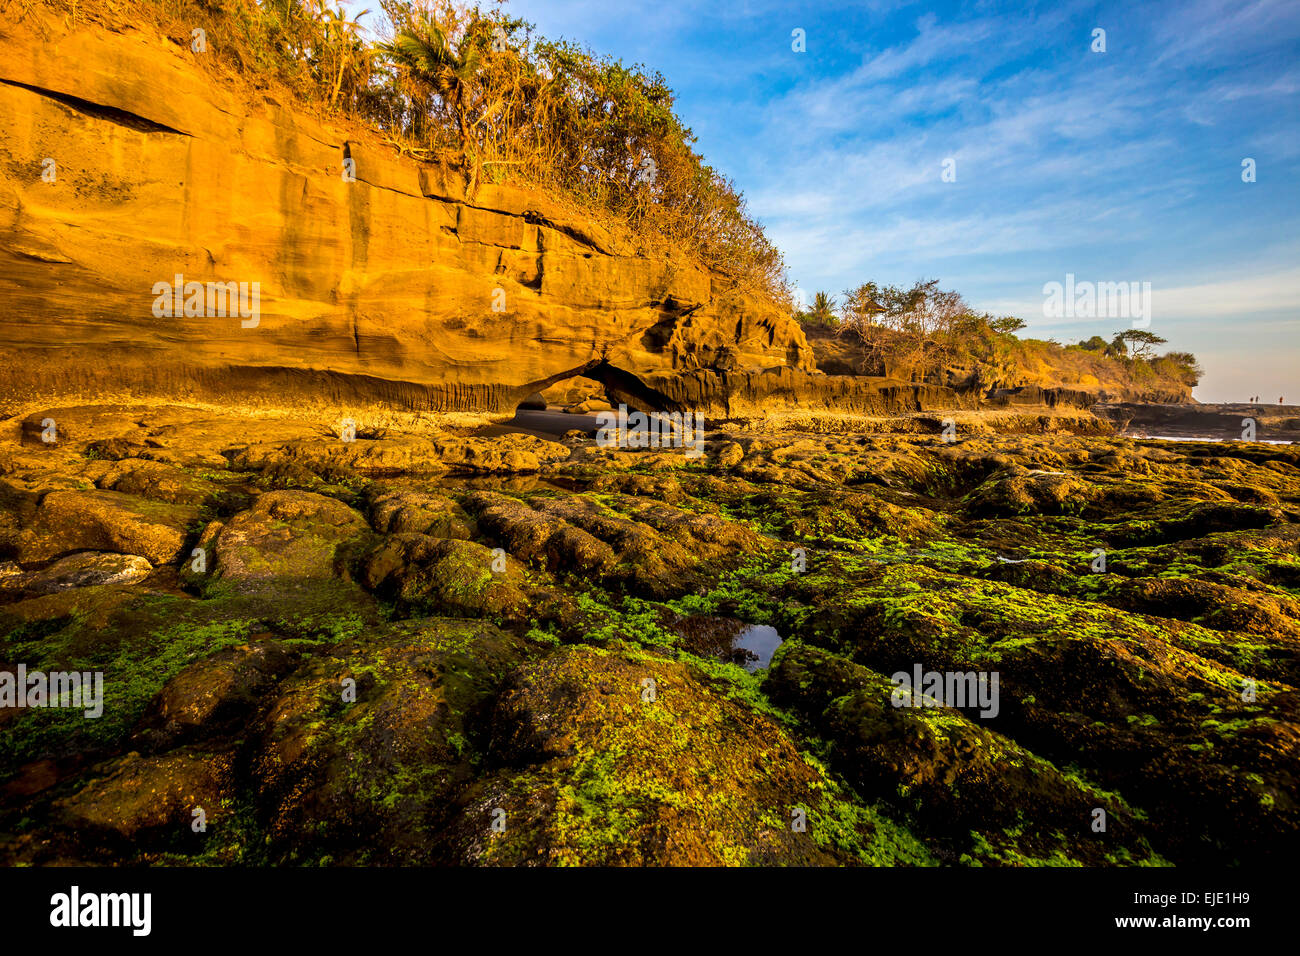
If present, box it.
[975,265,1300,325]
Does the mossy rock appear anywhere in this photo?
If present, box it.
[18,489,196,565]
[248,618,527,864]
[361,533,530,621]
[445,644,933,866]
[767,642,1165,866]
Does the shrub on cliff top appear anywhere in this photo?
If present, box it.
[822,277,1199,394]
[375,2,787,297]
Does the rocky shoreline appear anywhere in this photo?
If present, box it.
[0,402,1295,865]
[1095,402,1300,442]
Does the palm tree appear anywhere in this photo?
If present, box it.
[380,12,481,150]
[320,4,372,110]
[807,291,837,326]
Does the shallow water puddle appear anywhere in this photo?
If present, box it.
[733,624,783,672]
[674,615,784,671]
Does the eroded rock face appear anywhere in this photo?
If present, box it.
[18,489,195,565]
[361,534,530,621]
[53,748,235,844]
[0,12,1185,425]
[20,551,153,595]
[367,488,477,539]
[0,13,812,415]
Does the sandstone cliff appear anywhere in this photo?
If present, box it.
[0,11,813,414]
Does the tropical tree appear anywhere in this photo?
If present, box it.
[380,9,482,149]
[331,6,373,108]
[1153,351,1203,387]
[1115,329,1167,360]
[836,279,970,375]
[801,291,838,327]
[310,2,373,110]
[988,315,1027,336]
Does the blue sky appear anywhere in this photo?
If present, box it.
[349,0,1299,402]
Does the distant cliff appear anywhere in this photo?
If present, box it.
[805,325,1196,405]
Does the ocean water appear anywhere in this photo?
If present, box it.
[1131,433,1293,445]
